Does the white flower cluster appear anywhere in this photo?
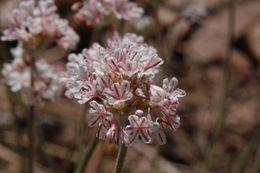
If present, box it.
[72,0,144,25]
[1,44,63,102]
[63,32,186,145]
[1,0,79,50]
[181,3,208,24]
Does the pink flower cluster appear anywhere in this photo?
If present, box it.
[1,0,79,50]
[181,3,208,23]
[72,0,143,25]
[1,45,63,102]
[63,33,186,145]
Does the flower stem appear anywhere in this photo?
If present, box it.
[113,145,128,173]
[28,104,35,173]
[74,135,99,173]
[77,106,88,164]
[28,53,36,173]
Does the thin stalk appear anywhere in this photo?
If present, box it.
[205,0,236,172]
[74,135,99,173]
[77,106,88,164]
[231,128,260,173]
[96,143,106,173]
[28,54,36,173]
[28,104,35,173]
[113,145,128,173]
[212,0,235,146]
[253,150,260,173]
[232,67,260,173]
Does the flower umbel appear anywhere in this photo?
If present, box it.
[72,0,143,25]
[1,44,63,103]
[63,32,186,145]
[1,0,79,50]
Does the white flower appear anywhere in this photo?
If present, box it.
[106,124,127,146]
[182,3,208,24]
[73,0,143,25]
[73,0,108,25]
[150,78,186,116]
[1,45,63,102]
[149,121,167,145]
[161,115,181,131]
[105,0,143,20]
[88,101,113,128]
[62,53,97,104]
[2,0,79,50]
[125,111,152,144]
[103,80,133,108]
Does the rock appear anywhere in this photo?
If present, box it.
[246,21,260,61]
[157,7,179,27]
[230,51,252,83]
[225,99,258,134]
[165,0,223,11]
[165,0,183,8]
[185,0,260,64]
[192,0,222,10]
[168,20,191,48]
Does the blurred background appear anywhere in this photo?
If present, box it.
[0,0,259,173]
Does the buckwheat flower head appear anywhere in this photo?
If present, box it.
[72,0,143,25]
[63,32,186,145]
[104,0,144,20]
[1,0,79,51]
[181,3,208,24]
[1,45,63,102]
[72,0,109,25]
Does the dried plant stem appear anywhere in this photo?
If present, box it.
[212,0,235,144]
[74,135,99,173]
[231,67,260,173]
[231,128,260,173]
[113,145,128,173]
[206,0,236,171]
[253,149,260,173]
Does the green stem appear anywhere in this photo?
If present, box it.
[28,55,36,173]
[96,143,106,173]
[23,42,37,173]
[253,150,260,173]
[77,106,88,164]
[74,135,99,173]
[113,145,128,173]
[28,104,35,173]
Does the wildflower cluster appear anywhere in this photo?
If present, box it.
[1,0,79,50]
[63,33,186,145]
[181,3,208,24]
[72,0,143,25]
[1,44,63,102]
